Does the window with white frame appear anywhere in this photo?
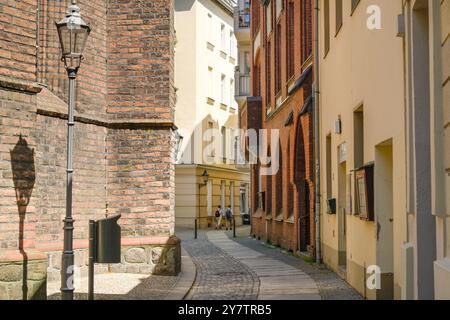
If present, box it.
[207,121,215,157]
[230,79,234,107]
[207,13,213,44]
[229,31,234,57]
[207,180,213,216]
[208,66,214,99]
[229,181,234,210]
[221,126,227,161]
[221,74,226,105]
[221,180,226,208]
[221,23,226,51]
[240,184,248,214]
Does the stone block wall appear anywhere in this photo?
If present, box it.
[0,251,47,300]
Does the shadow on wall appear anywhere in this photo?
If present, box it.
[10,135,36,300]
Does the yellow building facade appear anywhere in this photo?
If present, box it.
[318,0,450,300]
[318,0,406,299]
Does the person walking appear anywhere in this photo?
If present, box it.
[215,205,223,230]
[225,205,233,231]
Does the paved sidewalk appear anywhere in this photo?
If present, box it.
[231,231,362,300]
[178,227,361,300]
[47,248,196,300]
[180,229,259,300]
[208,231,321,300]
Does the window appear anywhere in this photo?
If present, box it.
[266,40,272,106]
[221,24,226,51]
[230,79,234,107]
[229,181,234,210]
[336,0,343,34]
[221,180,226,208]
[323,0,330,56]
[207,180,213,216]
[287,140,293,217]
[275,147,283,214]
[207,121,215,157]
[301,0,312,62]
[240,184,248,214]
[275,23,282,94]
[355,165,374,221]
[326,134,332,199]
[266,1,272,35]
[221,74,226,104]
[256,167,264,210]
[354,106,364,169]
[287,1,295,79]
[207,13,213,44]
[351,0,361,14]
[252,0,260,36]
[243,51,250,74]
[266,174,272,214]
[221,126,227,161]
[208,66,214,99]
[253,63,261,96]
[229,31,234,57]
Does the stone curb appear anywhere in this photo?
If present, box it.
[164,247,197,300]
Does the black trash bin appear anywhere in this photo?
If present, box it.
[242,214,250,225]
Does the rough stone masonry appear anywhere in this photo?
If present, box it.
[0,0,179,300]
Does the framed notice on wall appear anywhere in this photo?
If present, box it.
[355,164,374,221]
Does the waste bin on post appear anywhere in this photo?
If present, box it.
[88,214,121,300]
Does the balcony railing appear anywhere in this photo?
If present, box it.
[235,72,250,97]
[238,10,250,28]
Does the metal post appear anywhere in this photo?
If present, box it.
[88,220,96,300]
[233,218,236,238]
[61,68,77,300]
[194,218,198,239]
[313,0,322,264]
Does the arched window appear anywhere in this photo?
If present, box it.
[287,138,294,218]
[266,145,272,214]
[275,146,283,215]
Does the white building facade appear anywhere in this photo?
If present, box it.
[174,0,249,229]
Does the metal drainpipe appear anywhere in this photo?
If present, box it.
[36,0,40,82]
[313,0,322,264]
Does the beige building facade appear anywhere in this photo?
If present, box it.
[318,0,450,300]
[174,0,250,229]
[318,0,406,299]
[402,0,450,300]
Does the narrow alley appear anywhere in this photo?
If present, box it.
[178,228,362,300]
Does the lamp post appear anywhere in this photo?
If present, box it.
[55,0,90,300]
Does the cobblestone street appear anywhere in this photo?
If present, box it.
[178,228,362,300]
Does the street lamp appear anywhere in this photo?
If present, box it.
[201,170,209,185]
[55,0,90,301]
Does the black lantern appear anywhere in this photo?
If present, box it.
[201,170,209,185]
[55,0,90,71]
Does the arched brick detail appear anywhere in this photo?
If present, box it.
[295,115,311,252]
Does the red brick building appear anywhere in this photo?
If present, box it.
[240,0,314,255]
[0,0,179,299]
